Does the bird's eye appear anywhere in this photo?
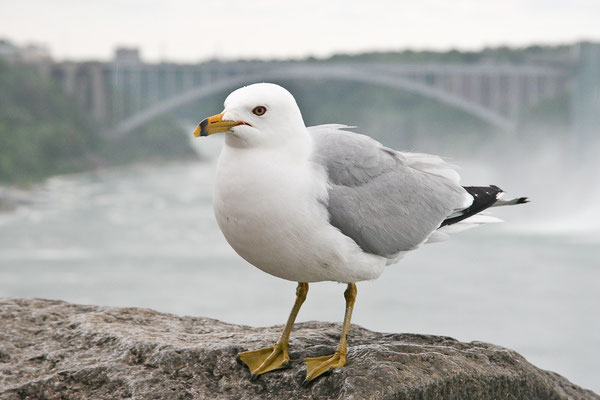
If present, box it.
[252,106,267,116]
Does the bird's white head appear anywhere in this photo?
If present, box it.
[193,83,307,149]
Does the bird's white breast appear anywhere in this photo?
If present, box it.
[213,144,386,283]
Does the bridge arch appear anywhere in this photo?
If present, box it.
[110,64,515,137]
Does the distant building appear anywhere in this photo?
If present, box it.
[114,47,141,65]
[0,38,51,64]
[19,43,52,63]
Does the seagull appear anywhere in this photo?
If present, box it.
[193,83,528,382]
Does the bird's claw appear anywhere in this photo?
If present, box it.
[304,351,346,382]
[238,342,290,378]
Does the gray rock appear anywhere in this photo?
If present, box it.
[0,298,597,400]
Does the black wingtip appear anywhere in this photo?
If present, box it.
[441,185,509,228]
[516,197,530,204]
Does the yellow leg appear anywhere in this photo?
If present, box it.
[238,282,308,379]
[304,283,357,383]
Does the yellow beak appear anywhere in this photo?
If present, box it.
[193,113,243,137]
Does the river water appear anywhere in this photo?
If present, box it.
[0,136,598,392]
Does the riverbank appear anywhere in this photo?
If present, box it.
[0,185,33,212]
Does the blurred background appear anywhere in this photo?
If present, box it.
[1,0,599,393]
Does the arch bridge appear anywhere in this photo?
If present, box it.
[45,58,572,137]
[108,62,567,137]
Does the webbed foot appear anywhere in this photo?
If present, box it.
[238,342,289,378]
[303,351,346,382]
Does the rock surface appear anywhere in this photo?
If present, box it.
[0,298,597,400]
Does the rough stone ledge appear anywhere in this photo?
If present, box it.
[0,298,597,400]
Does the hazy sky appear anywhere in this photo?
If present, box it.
[1,0,599,62]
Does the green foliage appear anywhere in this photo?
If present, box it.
[0,60,98,183]
[322,44,574,64]
[0,60,194,184]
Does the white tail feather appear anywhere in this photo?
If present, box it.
[425,214,502,244]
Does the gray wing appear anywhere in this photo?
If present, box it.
[309,124,471,258]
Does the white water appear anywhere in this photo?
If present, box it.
[0,136,598,392]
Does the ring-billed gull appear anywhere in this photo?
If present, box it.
[193,83,528,382]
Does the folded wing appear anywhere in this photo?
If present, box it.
[309,125,472,259]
